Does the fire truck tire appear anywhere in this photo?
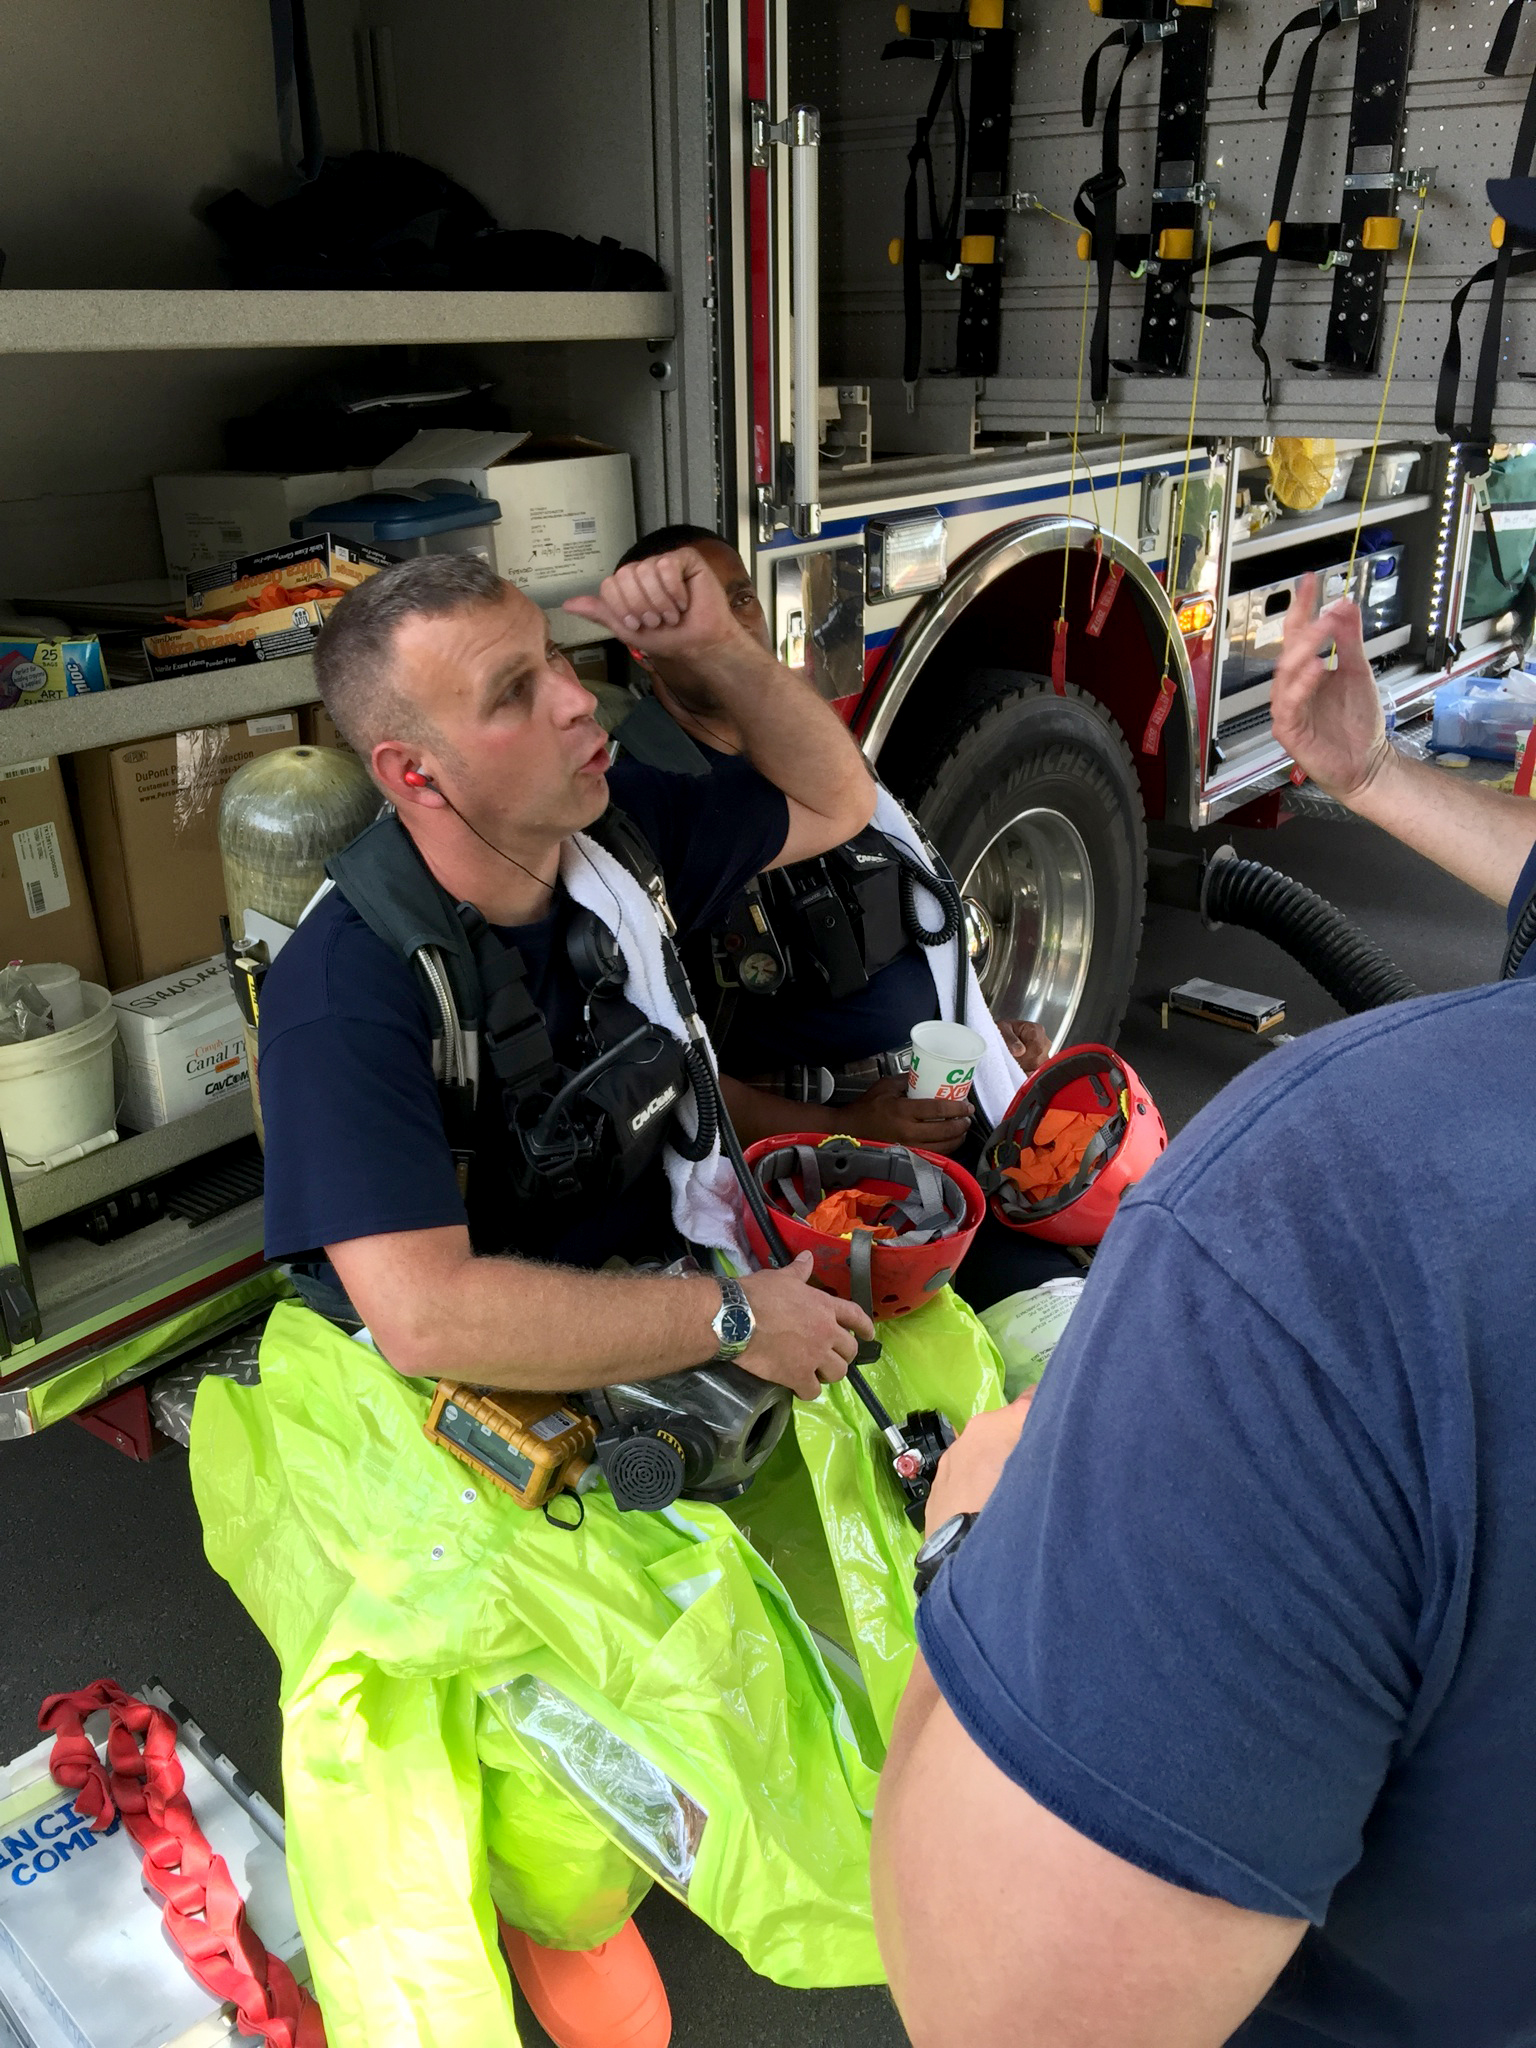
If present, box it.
[907,673,1146,1050]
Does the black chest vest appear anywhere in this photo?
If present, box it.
[327,809,705,1242]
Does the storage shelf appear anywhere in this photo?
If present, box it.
[0,289,675,354]
[1231,494,1432,562]
[0,608,611,764]
[17,1094,255,1232]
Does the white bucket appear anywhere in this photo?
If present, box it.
[15,961,83,1031]
[0,983,118,1173]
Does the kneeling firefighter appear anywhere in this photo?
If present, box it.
[203,547,897,2047]
[612,524,1102,1328]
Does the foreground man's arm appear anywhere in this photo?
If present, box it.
[566,548,875,864]
[873,1658,1303,2048]
[1271,571,1536,903]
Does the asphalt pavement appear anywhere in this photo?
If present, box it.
[0,806,1510,2048]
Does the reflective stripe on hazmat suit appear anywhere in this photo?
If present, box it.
[190,1294,1003,2047]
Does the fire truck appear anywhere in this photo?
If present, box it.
[0,0,1529,1436]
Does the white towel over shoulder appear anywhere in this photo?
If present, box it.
[561,831,750,1265]
[870,787,1026,1130]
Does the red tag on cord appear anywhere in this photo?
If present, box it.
[1087,533,1104,611]
[1289,764,1308,787]
[1141,674,1177,756]
[1051,617,1069,695]
[1085,560,1126,639]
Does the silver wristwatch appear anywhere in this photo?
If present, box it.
[710,1276,755,1360]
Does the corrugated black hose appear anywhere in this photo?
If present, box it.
[1202,856,1421,1014]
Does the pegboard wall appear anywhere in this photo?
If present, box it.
[791,0,1536,436]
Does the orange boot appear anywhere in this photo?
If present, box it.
[499,1915,672,2048]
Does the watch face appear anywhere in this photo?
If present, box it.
[718,1302,754,1349]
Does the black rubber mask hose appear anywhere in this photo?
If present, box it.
[1203,856,1420,1014]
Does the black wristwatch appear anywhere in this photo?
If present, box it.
[913,1512,977,1598]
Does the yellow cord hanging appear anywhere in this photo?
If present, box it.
[1346,179,1431,586]
[1059,255,1095,627]
[1158,195,1217,686]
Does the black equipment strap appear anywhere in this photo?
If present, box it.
[1319,0,1415,375]
[1250,4,1349,367]
[1076,22,1150,406]
[1436,0,1536,511]
[900,43,964,387]
[1131,2,1218,380]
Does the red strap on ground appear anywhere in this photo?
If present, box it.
[1516,733,1536,798]
[1141,673,1177,756]
[1051,616,1069,695]
[38,1680,325,2048]
[1085,560,1125,638]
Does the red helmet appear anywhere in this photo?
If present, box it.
[979,1045,1166,1244]
[742,1134,985,1318]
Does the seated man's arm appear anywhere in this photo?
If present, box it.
[1271,572,1536,903]
[329,1224,868,1398]
[874,1656,1303,2048]
[718,1073,973,1154]
[567,548,875,864]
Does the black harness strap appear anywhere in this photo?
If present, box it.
[1076,22,1150,406]
[1436,0,1536,577]
[900,42,964,388]
[1250,4,1350,367]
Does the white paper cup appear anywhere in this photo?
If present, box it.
[907,1020,987,1101]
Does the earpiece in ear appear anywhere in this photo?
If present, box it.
[402,768,432,789]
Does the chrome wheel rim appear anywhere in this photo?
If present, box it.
[960,807,1095,1049]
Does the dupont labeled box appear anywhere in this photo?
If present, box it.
[112,954,248,1129]
[373,429,635,606]
[0,758,105,984]
[153,469,372,577]
[181,532,394,619]
[75,714,300,986]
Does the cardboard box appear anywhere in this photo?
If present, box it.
[111,955,249,1129]
[142,601,339,682]
[0,637,109,710]
[75,714,301,987]
[0,758,105,985]
[153,471,373,577]
[373,430,635,606]
[300,702,353,752]
[182,533,395,619]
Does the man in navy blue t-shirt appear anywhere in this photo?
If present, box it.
[258,548,877,1393]
[255,547,882,2036]
[875,977,1536,2045]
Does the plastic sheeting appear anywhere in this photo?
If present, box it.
[190,1300,1017,2046]
[730,1290,1006,1747]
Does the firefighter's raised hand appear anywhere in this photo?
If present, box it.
[1270,572,1392,804]
[564,547,745,674]
[736,1251,873,1401]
